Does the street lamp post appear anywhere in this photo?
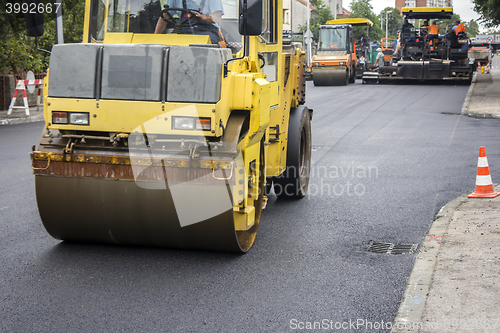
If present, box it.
[381,10,392,39]
[385,10,389,39]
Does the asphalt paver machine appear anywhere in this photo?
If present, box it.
[363,7,473,84]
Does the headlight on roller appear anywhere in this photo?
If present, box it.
[52,112,89,125]
[172,117,211,131]
[69,112,89,125]
[172,117,196,130]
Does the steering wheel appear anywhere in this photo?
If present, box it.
[160,7,198,34]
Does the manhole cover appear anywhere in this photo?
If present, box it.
[367,241,417,255]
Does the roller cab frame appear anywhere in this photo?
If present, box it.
[369,7,473,84]
[27,0,311,252]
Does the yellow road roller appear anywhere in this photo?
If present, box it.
[27,0,311,252]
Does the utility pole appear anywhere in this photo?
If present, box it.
[385,10,389,39]
[306,0,311,67]
[55,0,63,44]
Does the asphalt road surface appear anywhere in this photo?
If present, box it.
[2,80,500,332]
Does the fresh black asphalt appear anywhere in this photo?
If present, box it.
[1,81,500,332]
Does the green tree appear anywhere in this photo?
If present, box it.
[473,0,500,27]
[466,19,480,37]
[348,0,382,42]
[0,1,84,75]
[485,28,500,34]
[378,7,401,39]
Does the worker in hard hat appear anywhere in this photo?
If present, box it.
[452,20,465,35]
[375,47,384,68]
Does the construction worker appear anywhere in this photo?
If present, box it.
[330,32,341,49]
[154,0,224,45]
[420,20,429,37]
[401,18,416,43]
[427,21,439,50]
[375,48,384,68]
[402,18,414,32]
[453,20,465,35]
[429,21,439,35]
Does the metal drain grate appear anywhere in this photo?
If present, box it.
[367,241,418,255]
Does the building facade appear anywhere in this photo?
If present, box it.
[282,0,348,32]
[395,0,452,11]
[283,0,316,32]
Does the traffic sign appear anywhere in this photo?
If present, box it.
[486,36,493,44]
[26,71,35,93]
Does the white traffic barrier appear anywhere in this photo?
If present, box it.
[7,79,43,116]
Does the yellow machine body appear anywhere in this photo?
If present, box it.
[31,0,310,252]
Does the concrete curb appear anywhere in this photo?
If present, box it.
[391,193,469,333]
[464,110,500,119]
[460,71,477,116]
[0,108,44,126]
[0,114,44,126]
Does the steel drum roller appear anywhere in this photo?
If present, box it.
[32,115,265,253]
[313,68,348,86]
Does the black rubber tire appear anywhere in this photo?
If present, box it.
[274,105,312,198]
[343,70,349,86]
[349,66,356,83]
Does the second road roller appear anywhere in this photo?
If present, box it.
[26,0,312,252]
[311,18,373,86]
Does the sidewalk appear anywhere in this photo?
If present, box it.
[462,69,500,119]
[393,69,500,332]
[0,107,44,126]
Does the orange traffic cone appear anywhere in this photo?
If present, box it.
[469,146,500,198]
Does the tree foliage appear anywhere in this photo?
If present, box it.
[378,7,401,39]
[0,0,84,75]
[348,0,382,42]
[473,0,500,27]
[466,20,480,37]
